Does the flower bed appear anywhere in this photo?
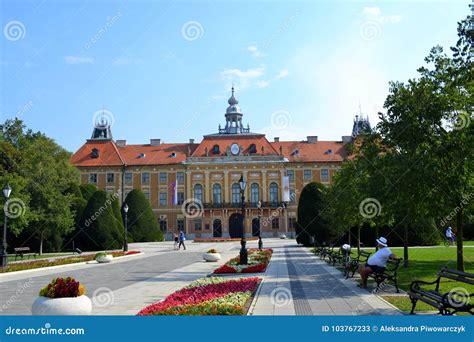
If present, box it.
[137,277,260,316]
[194,237,258,243]
[213,248,273,274]
[1,251,141,273]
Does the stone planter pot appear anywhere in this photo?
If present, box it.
[96,254,113,263]
[279,234,287,239]
[32,295,92,315]
[203,253,221,262]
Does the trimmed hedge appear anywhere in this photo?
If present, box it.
[124,189,163,242]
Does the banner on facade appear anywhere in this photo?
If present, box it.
[282,176,290,202]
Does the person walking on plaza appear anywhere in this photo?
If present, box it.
[358,237,398,289]
[445,226,455,245]
[178,229,186,250]
[173,232,179,250]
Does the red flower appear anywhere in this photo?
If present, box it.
[212,265,236,274]
[241,263,267,273]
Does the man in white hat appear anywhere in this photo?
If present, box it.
[358,237,398,289]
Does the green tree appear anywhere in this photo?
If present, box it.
[296,182,329,246]
[77,190,122,251]
[79,184,97,201]
[124,189,163,242]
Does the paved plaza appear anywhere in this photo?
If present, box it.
[0,239,400,316]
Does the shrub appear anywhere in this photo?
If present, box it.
[124,189,163,242]
[94,252,108,259]
[39,277,86,298]
[79,184,97,201]
[207,248,218,254]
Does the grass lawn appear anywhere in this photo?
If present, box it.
[7,252,73,263]
[359,246,474,313]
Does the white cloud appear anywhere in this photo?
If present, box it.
[363,6,402,24]
[65,56,94,65]
[256,80,270,88]
[248,44,264,58]
[275,69,289,79]
[221,67,266,90]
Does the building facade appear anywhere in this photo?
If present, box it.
[71,89,364,240]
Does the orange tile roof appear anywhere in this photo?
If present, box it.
[118,143,198,166]
[271,141,347,162]
[191,134,279,157]
[70,140,125,167]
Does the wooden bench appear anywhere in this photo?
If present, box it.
[344,250,371,278]
[408,268,474,315]
[368,258,402,293]
[14,247,37,261]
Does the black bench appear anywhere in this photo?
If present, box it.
[344,250,371,278]
[408,268,474,315]
[14,247,37,261]
[368,258,402,293]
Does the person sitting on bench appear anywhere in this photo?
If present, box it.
[358,237,398,289]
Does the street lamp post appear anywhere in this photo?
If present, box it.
[238,175,248,265]
[1,184,12,268]
[123,204,129,252]
[257,200,263,250]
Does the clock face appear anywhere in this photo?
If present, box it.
[230,143,240,155]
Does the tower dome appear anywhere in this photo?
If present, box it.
[217,87,250,134]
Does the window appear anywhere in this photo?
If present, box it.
[290,189,296,204]
[107,173,115,183]
[287,170,294,182]
[143,191,150,201]
[272,217,280,229]
[194,220,202,231]
[159,172,167,183]
[269,182,279,204]
[212,144,220,154]
[288,217,296,229]
[177,219,184,231]
[321,169,329,182]
[251,183,259,205]
[177,172,185,183]
[124,172,133,185]
[232,183,241,205]
[194,184,203,202]
[159,192,167,206]
[159,219,167,232]
[89,173,97,184]
[249,144,257,154]
[304,169,312,181]
[142,172,150,185]
[213,184,222,204]
[177,192,184,205]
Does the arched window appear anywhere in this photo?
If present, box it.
[232,183,241,204]
[269,182,279,204]
[194,184,203,202]
[251,183,259,205]
[213,183,222,204]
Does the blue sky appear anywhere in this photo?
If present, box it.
[0,0,471,152]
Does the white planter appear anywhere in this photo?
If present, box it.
[203,253,221,262]
[280,234,287,239]
[32,295,92,316]
[96,255,113,263]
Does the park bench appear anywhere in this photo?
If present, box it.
[14,247,37,261]
[344,250,372,278]
[408,268,474,315]
[368,258,402,293]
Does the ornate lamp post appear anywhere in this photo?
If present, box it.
[238,175,248,265]
[1,184,12,268]
[123,203,129,252]
[257,200,263,250]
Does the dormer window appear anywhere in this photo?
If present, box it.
[212,144,220,154]
[170,152,177,158]
[249,144,257,154]
[291,149,299,156]
[139,153,146,158]
[325,149,333,155]
[91,148,99,158]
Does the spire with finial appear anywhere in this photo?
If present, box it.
[216,87,250,134]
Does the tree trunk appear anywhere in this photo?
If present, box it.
[403,225,409,267]
[375,226,379,251]
[39,231,44,255]
[456,208,464,272]
[357,225,361,253]
[348,227,352,245]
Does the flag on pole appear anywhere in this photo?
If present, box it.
[172,179,178,206]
